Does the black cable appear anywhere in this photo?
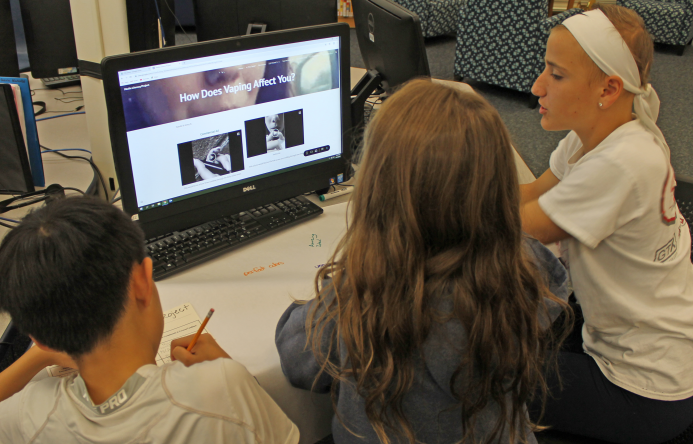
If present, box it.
[55,97,84,103]
[41,106,84,114]
[33,101,47,116]
[152,0,167,47]
[62,187,85,194]
[40,145,107,197]
[109,187,121,204]
[31,87,82,94]
[162,0,194,44]
[0,221,16,229]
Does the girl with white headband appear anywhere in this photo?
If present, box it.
[521,4,693,443]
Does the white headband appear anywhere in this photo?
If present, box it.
[563,9,677,223]
[562,9,670,160]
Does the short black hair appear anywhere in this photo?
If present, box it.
[0,196,146,357]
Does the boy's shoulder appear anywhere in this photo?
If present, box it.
[162,358,257,410]
[1,359,297,444]
[0,370,66,442]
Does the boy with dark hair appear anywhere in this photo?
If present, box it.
[0,196,299,443]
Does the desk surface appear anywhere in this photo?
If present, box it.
[1,71,537,443]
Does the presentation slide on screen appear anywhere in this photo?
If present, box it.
[119,48,342,209]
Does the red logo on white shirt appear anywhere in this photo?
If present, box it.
[661,168,677,224]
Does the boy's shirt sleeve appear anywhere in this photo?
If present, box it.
[539,154,641,249]
[0,389,26,442]
[220,360,300,444]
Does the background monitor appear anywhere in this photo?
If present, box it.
[19,0,78,79]
[0,0,20,78]
[101,23,351,238]
[352,0,430,93]
[0,84,34,194]
[126,0,177,52]
[192,0,338,42]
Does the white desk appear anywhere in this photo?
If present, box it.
[1,72,538,444]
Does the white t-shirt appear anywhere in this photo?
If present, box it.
[538,119,693,401]
[0,358,300,443]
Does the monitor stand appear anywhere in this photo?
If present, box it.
[350,69,382,132]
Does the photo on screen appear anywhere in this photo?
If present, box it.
[121,50,338,132]
[177,132,245,186]
[244,109,305,158]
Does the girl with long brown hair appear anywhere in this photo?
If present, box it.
[276,79,570,443]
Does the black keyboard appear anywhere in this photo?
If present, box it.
[146,195,322,280]
[40,74,81,88]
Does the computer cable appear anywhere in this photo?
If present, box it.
[31,88,83,95]
[0,216,20,229]
[62,187,85,195]
[55,97,84,104]
[110,187,121,204]
[152,0,167,47]
[35,106,84,116]
[0,185,68,225]
[40,145,107,197]
[35,112,86,121]
[162,0,194,44]
[41,148,92,155]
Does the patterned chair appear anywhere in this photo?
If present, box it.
[392,0,466,37]
[454,0,582,106]
[617,0,693,55]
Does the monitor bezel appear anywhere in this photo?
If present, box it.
[102,23,352,238]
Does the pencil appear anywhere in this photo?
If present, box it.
[187,308,215,352]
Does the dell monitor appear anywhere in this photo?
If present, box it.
[192,0,338,42]
[350,0,430,130]
[101,23,351,240]
[352,0,429,93]
[19,0,78,79]
[0,0,20,78]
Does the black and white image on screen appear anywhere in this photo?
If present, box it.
[245,109,304,158]
[177,132,245,186]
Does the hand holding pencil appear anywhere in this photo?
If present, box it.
[170,309,231,366]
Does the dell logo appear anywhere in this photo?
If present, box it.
[243,185,256,192]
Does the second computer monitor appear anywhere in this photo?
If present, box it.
[19,0,78,79]
[353,0,430,92]
[192,0,337,42]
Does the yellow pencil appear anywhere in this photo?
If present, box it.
[187,308,214,352]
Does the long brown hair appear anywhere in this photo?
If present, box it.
[307,79,568,443]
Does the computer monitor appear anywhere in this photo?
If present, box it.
[352,0,430,93]
[192,0,338,42]
[350,0,429,131]
[19,0,78,79]
[0,0,20,78]
[101,23,351,238]
[126,0,177,52]
[0,84,33,194]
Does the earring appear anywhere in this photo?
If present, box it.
[599,103,603,107]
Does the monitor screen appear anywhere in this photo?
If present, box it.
[102,24,351,237]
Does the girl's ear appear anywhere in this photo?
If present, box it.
[599,75,625,109]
